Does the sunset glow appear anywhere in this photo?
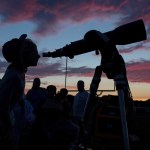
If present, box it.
[0,0,150,101]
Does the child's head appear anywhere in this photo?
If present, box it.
[2,34,40,67]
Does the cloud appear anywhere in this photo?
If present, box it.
[119,41,150,54]
[67,66,94,77]
[23,57,150,84]
[0,46,8,73]
[26,61,64,78]
[0,59,8,73]
[0,0,41,23]
[0,0,149,37]
[25,61,95,80]
[115,0,150,24]
[126,60,150,83]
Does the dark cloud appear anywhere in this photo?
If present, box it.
[33,12,56,34]
[0,0,39,23]
[25,61,95,80]
[24,58,150,84]
[26,61,64,78]
[119,41,150,54]
[67,66,94,77]
[0,0,149,37]
[116,0,150,23]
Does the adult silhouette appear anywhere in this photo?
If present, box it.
[26,77,47,114]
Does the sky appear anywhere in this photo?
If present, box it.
[0,0,150,100]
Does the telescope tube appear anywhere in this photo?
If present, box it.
[43,19,147,58]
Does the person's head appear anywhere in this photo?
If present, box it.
[77,80,85,92]
[32,78,41,89]
[59,88,68,98]
[47,85,57,98]
[2,34,40,70]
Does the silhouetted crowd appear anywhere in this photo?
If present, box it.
[23,78,80,150]
[0,75,89,150]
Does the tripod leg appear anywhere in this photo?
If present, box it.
[80,66,102,149]
[83,65,102,123]
[115,75,130,150]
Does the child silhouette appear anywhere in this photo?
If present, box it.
[0,34,40,150]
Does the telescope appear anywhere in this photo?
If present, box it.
[43,19,147,59]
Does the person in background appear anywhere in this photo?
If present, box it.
[72,80,89,125]
[56,88,70,119]
[0,34,40,150]
[46,84,57,99]
[71,80,89,148]
[28,85,79,150]
[26,77,47,115]
[67,94,75,114]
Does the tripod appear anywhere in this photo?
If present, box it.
[82,53,132,150]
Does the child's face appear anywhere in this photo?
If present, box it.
[21,43,40,67]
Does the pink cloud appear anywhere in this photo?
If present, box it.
[26,62,64,78]
[127,61,150,83]
[127,61,150,71]
[23,59,150,84]
[0,0,149,37]
[1,57,149,85]
[67,66,94,77]
[0,0,42,23]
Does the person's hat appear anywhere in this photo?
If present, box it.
[2,34,27,62]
